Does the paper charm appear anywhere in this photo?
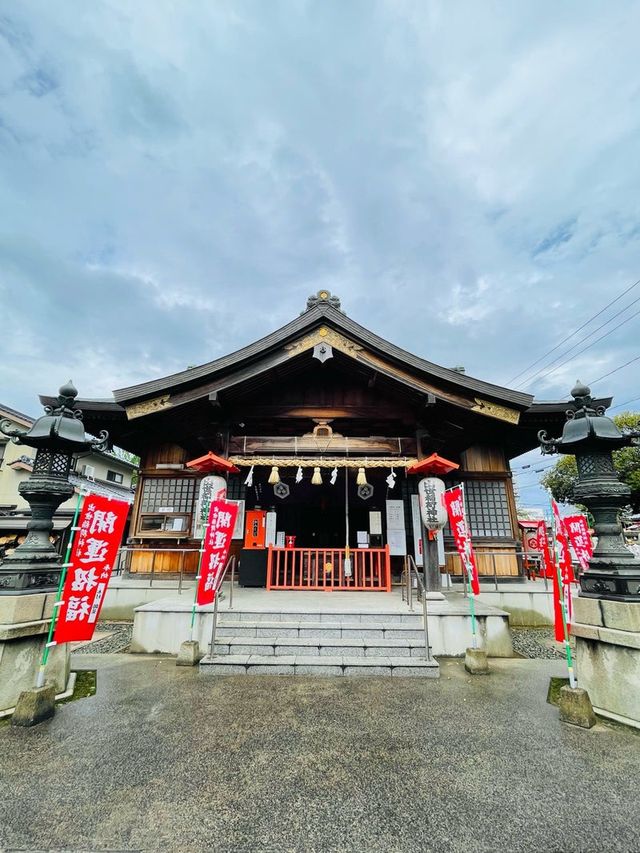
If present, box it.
[330,466,338,485]
[386,468,397,489]
[296,466,303,483]
[244,465,254,487]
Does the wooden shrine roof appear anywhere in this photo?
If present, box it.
[110,298,534,408]
[37,292,612,460]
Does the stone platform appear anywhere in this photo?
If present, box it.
[130,589,513,673]
[0,592,70,714]
[572,595,640,729]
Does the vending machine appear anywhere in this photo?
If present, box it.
[240,509,269,586]
[244,509,267,549]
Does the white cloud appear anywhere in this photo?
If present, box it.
[1,0,639,490]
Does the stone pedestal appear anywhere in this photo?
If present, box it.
[176,640,203,667]
[464,647,489,674]
[558,686,596,728]
[572,595,640,729]
[0,593,70,714]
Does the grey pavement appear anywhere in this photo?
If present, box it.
[1,655,639,853]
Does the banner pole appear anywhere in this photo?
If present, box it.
[460,483,478,649]
[549,496,577,688]
[35,489,85,689]
[190,503,213,642]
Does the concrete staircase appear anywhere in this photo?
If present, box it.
[199,609,440,677]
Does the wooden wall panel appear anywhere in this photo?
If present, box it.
[460,445,508,473]
[445,547,520,578]
[142,442,189,471]
[130,548,200,574]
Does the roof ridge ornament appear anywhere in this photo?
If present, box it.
[304,290,343,313]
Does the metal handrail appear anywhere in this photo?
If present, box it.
[114,546,202,593]
[404,555,432,662]
[440,549,572,592]
[209,555,237,657]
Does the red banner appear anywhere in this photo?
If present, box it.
[551,499,574,583]
[551,499,578,635]
[536,520,564,642]
[197,498,239,606]
[563,514,593,572]
[444,486,480,595]
[54,495,129,644]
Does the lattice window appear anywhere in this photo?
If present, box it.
[137,476,198,536]
[444,480,512,538]
[465,480,512,537]
[226,474,246,501]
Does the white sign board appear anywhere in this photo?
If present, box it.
[357,530,369,548]
[275,531,285,548]
[232,499,245,540]
[387,529,407,556]
[386,499,407,555]
[411,494,423,567]
[437,528,445,567]
[265,511,277,547]
[369,511,382,535]
[386,500,405,530]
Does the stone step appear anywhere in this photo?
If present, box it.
[213,636,431,658]
[199,653,440,678]
[215,620,426,641]
[217,610,424,625]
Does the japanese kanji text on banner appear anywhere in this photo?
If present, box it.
[444,486,480,595]
[54,496,129,644]
[564,514,593,572]
[197,498,239,606]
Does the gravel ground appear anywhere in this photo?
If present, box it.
[511,626,566,659]
[73,621,133,654]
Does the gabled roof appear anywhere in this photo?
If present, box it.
[112,295,534,410]
[0,403,34,427]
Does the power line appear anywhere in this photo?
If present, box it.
[505,276,640,385]
[512,462,556,477]
[589,355,640,386]
[516,295,640,389]
[521,306,640,389]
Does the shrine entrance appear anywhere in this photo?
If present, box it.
[238,464,402,591]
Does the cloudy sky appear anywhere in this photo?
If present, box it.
[1,1,639,506]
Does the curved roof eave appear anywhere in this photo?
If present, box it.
[110,302,534,408]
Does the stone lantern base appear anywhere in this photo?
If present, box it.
[0,593,70,715]
[572,595,640,729]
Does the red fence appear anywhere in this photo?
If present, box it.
[267,546,391,591]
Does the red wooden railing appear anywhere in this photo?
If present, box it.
[267,546,391,591]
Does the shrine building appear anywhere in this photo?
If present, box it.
[65,291,574,592]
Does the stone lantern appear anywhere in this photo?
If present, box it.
[538,381,640,601]
[0,382,109,718]
[0,381,108,594]
[539,381,640,728]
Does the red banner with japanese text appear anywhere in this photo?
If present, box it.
[197,498,239,606]
[53,495,129,644]
[551,499,575,583]
[551,499,577,634]
[444,486,480,595]
[563,514,593,572]
[536,520,564,642]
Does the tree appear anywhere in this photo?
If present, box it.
[541,412,640,511]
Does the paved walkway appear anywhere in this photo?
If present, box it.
[1,656,639,852]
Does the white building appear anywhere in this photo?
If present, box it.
[0,403,138,554]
